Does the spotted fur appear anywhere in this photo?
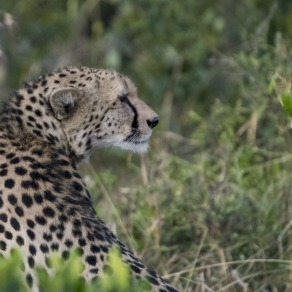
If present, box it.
[0,67,177,291]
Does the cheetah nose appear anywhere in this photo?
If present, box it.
[147,116,159,129]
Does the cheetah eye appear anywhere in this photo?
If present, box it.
[118,93,128,103]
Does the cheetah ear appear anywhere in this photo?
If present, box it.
[49,88,84,120]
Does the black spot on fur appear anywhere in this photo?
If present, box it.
[6,153,15,159]
[5,231,13,240]
[26,105,33,111]
[8,194,17,205]
[0,240,7,250]
[43,207,55,218]
[56,232,64,240]
[44,190,56,202]
[43,232,53,241]
[4,179,15,189]
[89,268,99,274]
[27,219,35,229]
[51,243,59,251]
[22,194,33,208]
[26,273,33,288]
[15,206,24,217]
[35,216,47,225]
[146,275,160,286]
[10,157,20,164]
[30,96,37,103]
[10,217,20,231]
[21,180,39,190]
[34,193,43,204]
[86,255,97,266]
[49,225,57,233]
[28,256,35,268]
[65,239,73,248]
[15,166,27,176]
[35,109,42,117]
[16,235,24,246]
[72,181,83,192]
[78,238,86,247]
[61,170,72,179]
[40,243,49,253]
[90,244,100,253]
[59,214,68,222]
[29,244,37,255]
[73,229,82,238]
[62,250,70,260]
[27,229,35,240]
[0,213,7,222]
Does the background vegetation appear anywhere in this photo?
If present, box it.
[1,0,292,290]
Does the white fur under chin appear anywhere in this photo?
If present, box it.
[93,132,151,154]
[117,141,149,153]
[95,140,149,153]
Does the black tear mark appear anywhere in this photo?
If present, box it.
[119,94,139,141]
[118,94,138,129]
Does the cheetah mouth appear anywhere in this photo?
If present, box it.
[132,139,149,144]
[123,129,151,145]
[117,135,150,153]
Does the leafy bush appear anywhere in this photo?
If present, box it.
[0,248,151,292]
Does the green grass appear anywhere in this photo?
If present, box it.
[80,89,292,291]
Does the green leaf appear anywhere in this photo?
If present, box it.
[272,73,292,98]
[281,93,292,117]
[268,74,277,94]
[100,248,130,292]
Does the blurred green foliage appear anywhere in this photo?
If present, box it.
[1,0,292,290]
[0,248,150,292]
[0,250,26,292]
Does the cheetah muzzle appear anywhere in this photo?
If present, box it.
[0,66,177,292]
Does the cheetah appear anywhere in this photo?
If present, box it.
[0,66,177,291]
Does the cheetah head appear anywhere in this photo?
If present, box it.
[49,68,159,159]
